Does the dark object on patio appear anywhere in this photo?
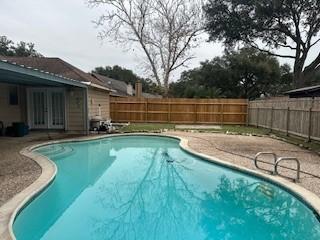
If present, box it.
[24,125,29,135]
[99,125,107,132]
[12,122,26,137]
[0,121,3,136]
[5,126,14,137]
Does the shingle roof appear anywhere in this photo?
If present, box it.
[141,92,162,98]
[0,56,110,90]
[91,73,131,97]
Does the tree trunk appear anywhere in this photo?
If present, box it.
[293,58,306,88]
[163,73,170,97]
[302,70,316,86]
[294,70,317,88]
[293,72,304,88]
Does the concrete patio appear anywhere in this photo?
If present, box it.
[166,131,320,196]
[0,132,79,205]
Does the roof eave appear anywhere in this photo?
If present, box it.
[284,85,320,95]
[0,60,87,88]
[81,81,112,92]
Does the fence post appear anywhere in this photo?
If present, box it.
[256,107,259,128]
[270,107,274,132]
[168,102,171,123]
[221,104,224,125]
[286,107,290,136]
[307,107,313,142]
[246,101,249,126]
[145,99,148,122]
[194,103,197,123]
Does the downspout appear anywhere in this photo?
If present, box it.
[84,87,89,135]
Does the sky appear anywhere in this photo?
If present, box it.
[0,0,224,80]
[0,0,318,81]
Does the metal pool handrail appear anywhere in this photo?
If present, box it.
[254,152,277,174]
[275,157,301,182]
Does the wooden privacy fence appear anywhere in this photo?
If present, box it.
[248,97,320,141]
[110,97,248,124]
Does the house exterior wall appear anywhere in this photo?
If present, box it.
[66,87,86,133]
[87,88,110,120]
[0,83,27,128]
[0,83,110,134]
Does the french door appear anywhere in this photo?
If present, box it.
[28,88,65,129]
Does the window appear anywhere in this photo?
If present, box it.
[9,86,19,105]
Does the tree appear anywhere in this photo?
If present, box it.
[204,0,320,87]
[227,48,285,98]
[93,65,162,94]
[0,36,14,56]
[88,0,204,95]
[170,48,292,99]
[169,61,229,98]
[94,65,141,85]
[0,36,42,57]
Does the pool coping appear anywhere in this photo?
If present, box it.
[0,133,320,239]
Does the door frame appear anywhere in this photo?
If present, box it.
[27,87,66,130]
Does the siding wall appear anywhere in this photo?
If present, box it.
[0,83,26,128]
[0,84,109,133]
[66,87,86,133]
[88,88,110,120]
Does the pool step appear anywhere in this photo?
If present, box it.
[40,145,65,155]
[39,145,74,159]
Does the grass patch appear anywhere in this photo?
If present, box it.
[120,123,175,132]
[192,125,320,153]
[119,123,320,153]
[120,123,268,135]
[220,125,270,135]
[272,132,320,153]
[175,125,269,135]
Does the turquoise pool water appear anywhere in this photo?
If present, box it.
[13,136,320,240]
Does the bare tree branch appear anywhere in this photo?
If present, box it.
[248,42,296,59]
[89,0,204,94]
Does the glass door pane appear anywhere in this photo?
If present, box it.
[49,90,65,129]
[30,89,47,129]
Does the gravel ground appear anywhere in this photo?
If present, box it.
[0,133,76,206]
[1,131,320,207]
[166,131,320,196]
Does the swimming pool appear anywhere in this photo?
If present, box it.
[13,135,320,240]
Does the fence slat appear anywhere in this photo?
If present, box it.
[110,97,247,124]
[248,97,320,141]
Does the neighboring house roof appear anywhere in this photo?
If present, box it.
[141,92,162,98]
[91,72,163,98]
[284,85,320,98]
[0,56,111,91]
[91,73,132,97]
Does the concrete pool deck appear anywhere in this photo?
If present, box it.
[166,131,320,196]
[1,131,320,206]
[0,132,320,239]
[0,131,320,239]
[0,132,79,206]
